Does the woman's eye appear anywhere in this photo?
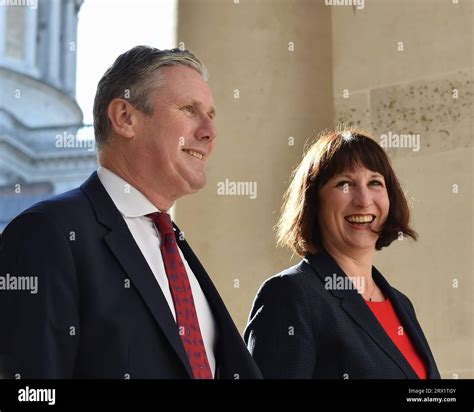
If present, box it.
[336,181,351,187]
[370,180,383,186]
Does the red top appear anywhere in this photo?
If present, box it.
[366,298,427,379]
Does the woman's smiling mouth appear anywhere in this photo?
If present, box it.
[344,214,376,230]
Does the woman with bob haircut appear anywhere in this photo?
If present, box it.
[244,129,440,379]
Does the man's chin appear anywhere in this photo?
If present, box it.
[184,176,207,194]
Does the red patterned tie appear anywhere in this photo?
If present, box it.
[147,212,213,379]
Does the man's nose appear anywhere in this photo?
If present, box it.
[196,115,217,142]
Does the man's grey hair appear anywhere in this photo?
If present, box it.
[93,45,208,149]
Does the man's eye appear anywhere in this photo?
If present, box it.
[182,105,195,114]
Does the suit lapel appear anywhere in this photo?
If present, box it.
[80,172,194,378]
[174,224,253,379]
[174,226,224,315]
[174,226,227,351]
[307,251,419,379]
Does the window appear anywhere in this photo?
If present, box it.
[0,4,38,76]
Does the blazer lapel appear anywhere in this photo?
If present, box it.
[80,172,193,378]
[373,267,440,379]
[307,251,419,379]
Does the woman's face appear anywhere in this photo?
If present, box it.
[318,165,390,254]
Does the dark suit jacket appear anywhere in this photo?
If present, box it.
[0,172,262,379]
[244,250,440,379]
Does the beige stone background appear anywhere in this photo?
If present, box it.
[176,0,473,378]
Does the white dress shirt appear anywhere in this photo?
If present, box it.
[97,166,216,376]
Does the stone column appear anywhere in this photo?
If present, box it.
[176,0,333,332]
[47,0,61,87]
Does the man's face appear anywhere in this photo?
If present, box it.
[133,65,217,199]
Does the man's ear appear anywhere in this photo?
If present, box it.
[107,98,138,139]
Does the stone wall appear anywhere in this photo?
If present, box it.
[177,0,473,378]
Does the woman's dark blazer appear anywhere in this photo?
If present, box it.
[244,250,440,379]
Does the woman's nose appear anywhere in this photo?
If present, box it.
[352,185,373,208]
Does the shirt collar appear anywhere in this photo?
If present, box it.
[97,166,164,218]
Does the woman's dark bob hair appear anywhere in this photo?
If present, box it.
[277,128,418,256]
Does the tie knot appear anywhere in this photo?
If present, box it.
[147,212,174,237]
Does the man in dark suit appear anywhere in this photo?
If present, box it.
[0,46,261,379]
